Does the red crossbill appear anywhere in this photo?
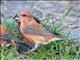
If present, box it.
[14,11,61,51]
[0,22,15,47]
[0,22,35,55]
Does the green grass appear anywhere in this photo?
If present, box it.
[1,40,80,60]
[1,5,80,60]
[27,41,80,60]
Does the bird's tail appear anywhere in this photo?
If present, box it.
[53,35,66,41]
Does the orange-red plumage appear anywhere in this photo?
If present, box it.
[14,11,61,47]
[0,23,7,35]
[0,22,35,54]
[0,23,15,46]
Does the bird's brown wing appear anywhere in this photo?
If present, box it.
[23,25,53,36]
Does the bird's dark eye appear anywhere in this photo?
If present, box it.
[22,15,26,17]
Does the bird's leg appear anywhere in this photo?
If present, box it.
[16,51,26,59]
[29,43,39,52]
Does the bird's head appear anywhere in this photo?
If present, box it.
[13,11,40,24]
[13,11,33,23]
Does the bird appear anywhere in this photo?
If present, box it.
[0,22,15,47]
[13,11,61,52]
[0,21,35,55]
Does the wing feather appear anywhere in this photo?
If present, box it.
[23,25,53,36]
